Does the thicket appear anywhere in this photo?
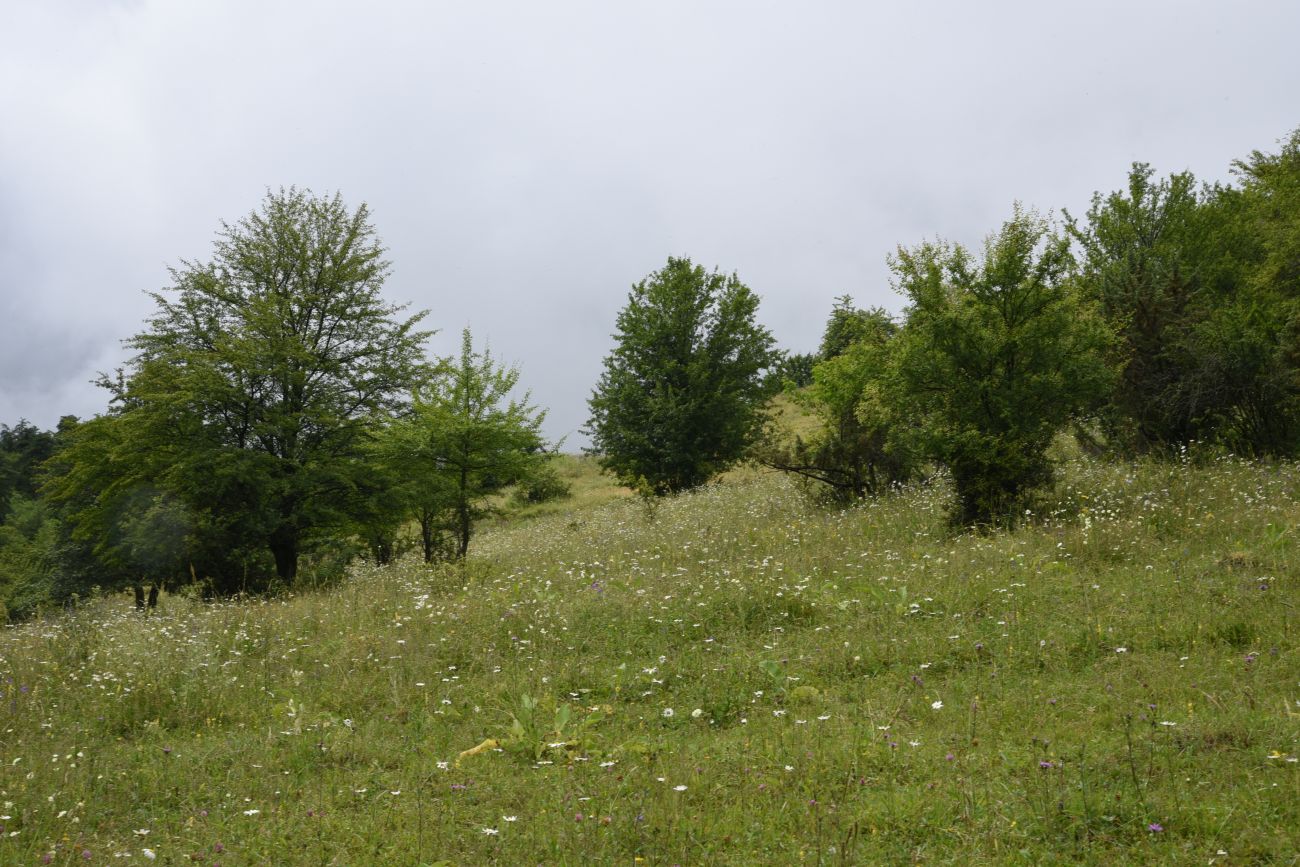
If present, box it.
[763,129,1300,521]
[0,190,552,618]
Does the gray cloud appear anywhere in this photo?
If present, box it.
[2,0,1297,444]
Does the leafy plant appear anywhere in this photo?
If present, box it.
[889,206,1115,526]
[500,693,606,762]
[586,256,777,494]
[50,189,431,590]
[377,329,550,561]
[755,303,916,503]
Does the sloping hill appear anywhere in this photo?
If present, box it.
[1,456,1298,863]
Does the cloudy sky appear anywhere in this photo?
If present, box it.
[2,1,1297,446]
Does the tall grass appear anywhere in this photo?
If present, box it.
[0,453,1297,863]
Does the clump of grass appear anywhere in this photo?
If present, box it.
[0,453,1297,863]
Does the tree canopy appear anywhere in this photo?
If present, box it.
[378,329,549,561]
[890,207,1115,525]
[586,257,777,494]
[50,188,431,591]
[0,420,57,522]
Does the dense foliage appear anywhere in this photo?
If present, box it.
[758,129,1300,522]
[889,207,1115,525]
[375,329,550,562]
[0,420,57,522]
[754,301,915,502]
[818,294,884,360]
[586,257,777,494]
[1065,165,1213,450]
[40,189,434,598]
[4,127,1300,617]
[1067,131,1300,458]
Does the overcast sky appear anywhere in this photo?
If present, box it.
[2,1,1297,446]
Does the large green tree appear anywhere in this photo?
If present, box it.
[67,188,431,588]
[890,207,1115,526]
[586,257,777,494]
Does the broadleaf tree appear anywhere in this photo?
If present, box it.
[586,257,777,494]
[66,188,431,589]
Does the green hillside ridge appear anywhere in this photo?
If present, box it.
[1,453,1298,864]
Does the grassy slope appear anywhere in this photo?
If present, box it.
[1,454,1299,864]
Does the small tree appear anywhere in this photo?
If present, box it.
[763,351,817,390]
[382,329,548,561]
[890,206,1115,526]
[819,294,882,360]
[756,306,915,502]
[586,257,777,494]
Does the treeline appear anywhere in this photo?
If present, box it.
[764,130,1300,514]
[3,128,1298,620]
[587,128,1300,522]
[0,190,563,620]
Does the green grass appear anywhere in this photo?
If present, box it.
[492,453,631,523]
[1,454,1299,864]
[764,391,823,443]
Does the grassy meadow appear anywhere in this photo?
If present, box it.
[1,449,1299,864]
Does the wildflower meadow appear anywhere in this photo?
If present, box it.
[1,453,1297,864]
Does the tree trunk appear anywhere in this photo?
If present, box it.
[269,530,299,583]
[420,514,436,563]
[370,533,394,566]
[456,463,471,559]
[133,584,145,610]
[456,503,471,559]
[147,583,159,608]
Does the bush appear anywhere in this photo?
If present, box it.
[756,310,916,503]
[511,463,572,506]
